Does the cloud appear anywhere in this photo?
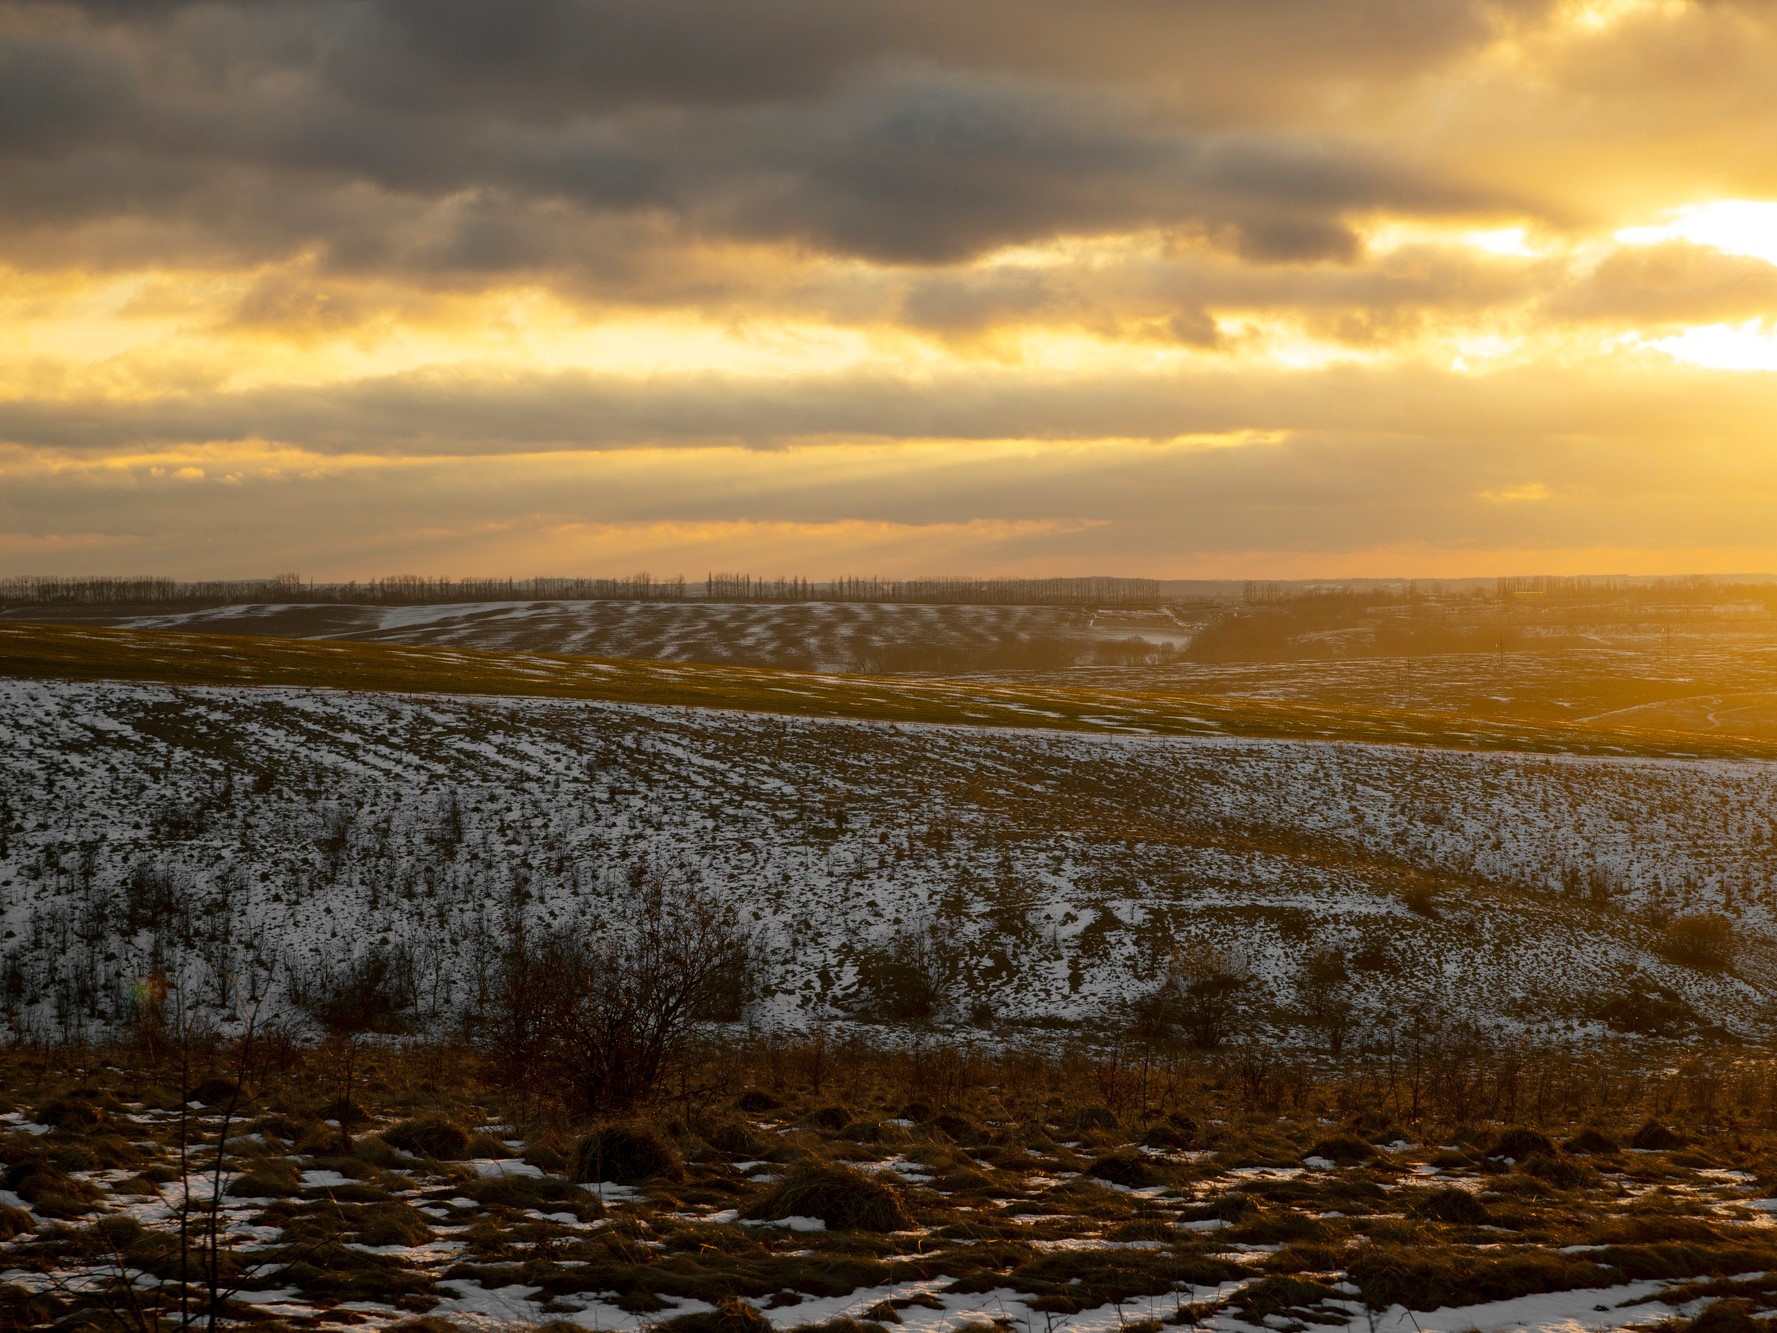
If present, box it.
[0,1,1527,272]
[5,357,1777,458]
[1547,241,1777,325]
[58,0,1545,115]
[6,420,1777,580]
[6,0,1777,576]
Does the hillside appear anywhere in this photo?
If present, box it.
[4,669,1774,1045]
[0,598,1194,674]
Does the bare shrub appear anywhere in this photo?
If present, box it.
[1401,883,1440,917]
[850,924,952,1023]
[289,945,416,1149]
[1130,944,1253,1050]
[1593,974,1697,1035]
[480,868,754,1114]
[1659,913,1735,972]
[1297,946,1355,1056]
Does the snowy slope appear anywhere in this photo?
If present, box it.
[2,676,1774,1042]
[2,599,1148,673]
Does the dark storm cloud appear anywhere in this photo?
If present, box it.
[0,1,1516,270]
[47,0,1549,113]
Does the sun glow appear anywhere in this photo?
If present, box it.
[1616,201,1777,268]
[1462,227,1538,257]
[1644,320,1777,372]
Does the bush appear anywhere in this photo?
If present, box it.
[743,1162,913,1232]
[383,1118,471,1160]
[289,945,418,1036]
[851,925,952,1022]
[575,1123,684,1185]
[1660,913,1736,972]
[479,869,755,1113]
[1595,979,1697,1036]
[1401,883,1440,917]
[1132,945,1253,1049]
[1297,946,1355,1056]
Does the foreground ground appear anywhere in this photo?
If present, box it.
[3,1040,1777,1333]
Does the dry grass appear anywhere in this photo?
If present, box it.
[5,1034,1777,1332]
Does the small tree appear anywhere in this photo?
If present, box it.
[1298,945,1356,1057]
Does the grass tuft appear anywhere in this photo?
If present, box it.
[1633,1121,1687,1151]
[655,1297,777,1333]
[575,1123,684,1185]
[1562,1128,1621,1155]
[383,1117,473,1160]
[743,1162,913,1232]
[1488,1127,1556,1161]
[1307,1135,1375,1166]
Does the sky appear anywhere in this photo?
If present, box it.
[5,0,1777,581]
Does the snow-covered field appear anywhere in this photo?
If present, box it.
[4,676,1775,1041]
[1,600,1193,674]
